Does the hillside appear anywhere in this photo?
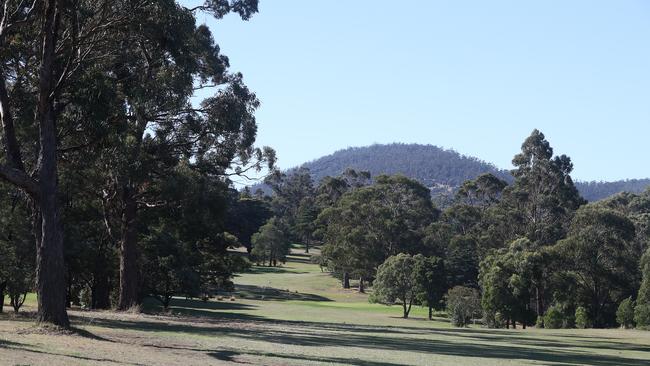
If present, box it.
[256,143,650,202]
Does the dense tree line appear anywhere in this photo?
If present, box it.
[268,130,650,329]
[0,0,274,327]
[252,143,650,203]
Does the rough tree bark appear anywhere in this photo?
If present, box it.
[34,0,69,327]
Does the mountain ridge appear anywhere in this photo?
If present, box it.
[255,143,650,202]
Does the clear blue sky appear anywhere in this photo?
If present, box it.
[185,0,650,182]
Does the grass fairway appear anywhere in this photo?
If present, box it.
[2,250,650,365]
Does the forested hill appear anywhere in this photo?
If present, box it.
[576,179,650,202]
[300,143,511,188]
[258,143,650,202]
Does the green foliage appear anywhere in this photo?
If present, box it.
[413,255,446,319]
[251,217,291,266]
[370,254,419,318]
[554,205,636,327]
[320,174,438,282]
[575,306,591,329]
[479,238,540,328]
[456,173,508,208]
[506,129,585,247]
[0,185,35,313]
[638,248,650,306]
[445,234,479,287]
[634,304,650,329]
[140,164,250,308]
[266,167,315,244]
[225,192,273,250]
[616,298,635,329]
[543,306,565,329]
[446,286,481,327]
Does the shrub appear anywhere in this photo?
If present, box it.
[544,305,564,329]
[446,286,481,327]
[535,315,544,328]
[634,303,650,329]
[575,306,591,329]
[484,311,505,328]
[616,297,635,329]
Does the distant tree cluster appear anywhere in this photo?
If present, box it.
[0,0,275,326]
[267,130,650,329]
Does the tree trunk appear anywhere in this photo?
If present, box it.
[118,191,139,310]
[163,295,171,310]
[535,286,544,318]
[66,280,72,307]
[11,293,26,313]
[358,277,365,293]
[342,272,350,289]
[35,180,69,327]
[428,305,433,320]
[406,299,413,318]
[402,298,413,318]
[0,281,5,313]
[32,0,70,328]
[92,268,111,309]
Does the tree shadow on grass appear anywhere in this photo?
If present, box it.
[243,266,308,275]
[70,327,115,343]
[431,330,650,353]
[235,284,332,302]
[0,339,23,349]
[224,327,649,366]
[208,349,405,366]
[284,255,313,264]
[0,337,143,365]
[141,296,260,319]
[75,312,650,366]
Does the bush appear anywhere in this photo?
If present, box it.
[446,286,481,327]
[535,315,544,328]
[544,305,564,329]
[575,306,591,329]
[634,303,650,329]
[484,311,505,328]
[616,297,635,329]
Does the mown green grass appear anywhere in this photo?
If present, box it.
[3,249,650,365]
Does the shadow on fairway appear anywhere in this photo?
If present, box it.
[243,265,308,275]
[0,337,143,365]
[208,349,405,366]
[70,308,650,366]
[235,284,332,302]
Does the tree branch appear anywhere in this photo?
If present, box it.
[0,163,39,198]
[0,76,25,170]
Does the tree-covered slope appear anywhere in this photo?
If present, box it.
[257,143,649,202]
[301,143,511,188]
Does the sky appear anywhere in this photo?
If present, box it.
[185,0,650,182]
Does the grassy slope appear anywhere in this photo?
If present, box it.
[1,249,650,365]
